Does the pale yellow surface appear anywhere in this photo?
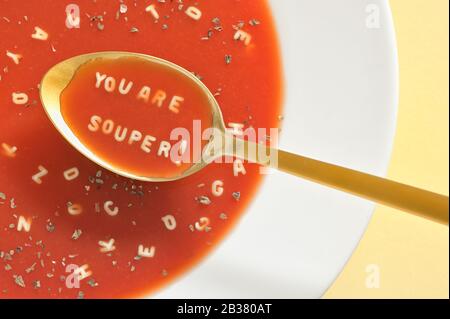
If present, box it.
[325,0,449,299]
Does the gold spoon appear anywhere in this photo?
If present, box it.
[40,52,449,225]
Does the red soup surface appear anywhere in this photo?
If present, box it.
[60,56,214,180]
[0,0,283,298]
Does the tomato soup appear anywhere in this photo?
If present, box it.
[0,0,283,298]
[60,56,214,180]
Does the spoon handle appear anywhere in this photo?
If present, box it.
[229,138,448,225]
[276,150,448,225]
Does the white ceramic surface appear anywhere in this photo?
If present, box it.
[155,0,398,298]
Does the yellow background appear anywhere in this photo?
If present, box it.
[325,0,449,298]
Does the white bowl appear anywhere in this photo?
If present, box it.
[155,0,398,298]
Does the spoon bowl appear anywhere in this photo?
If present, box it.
[40,51,228,182]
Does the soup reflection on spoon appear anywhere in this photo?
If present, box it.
[40,52,449,225]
